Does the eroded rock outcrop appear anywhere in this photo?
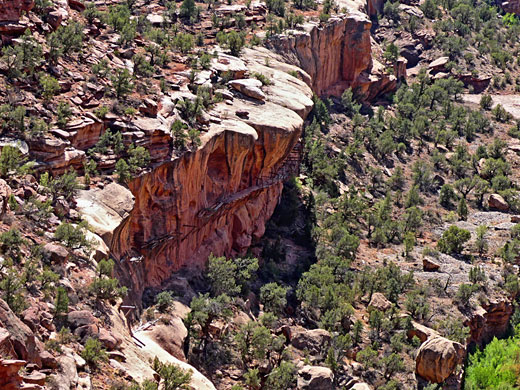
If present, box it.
[465,300,513,347]
[78,49,313,300]
[267,8,398,99]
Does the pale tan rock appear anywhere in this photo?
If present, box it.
[297,365,333,390]
[368,292,392,311]
[229,78,266,101]
[147,321,187,361]
[407,322,440,343]
[415,336,465,383]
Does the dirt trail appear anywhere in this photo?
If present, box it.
[463,94,520,118]
[133,330,217,390]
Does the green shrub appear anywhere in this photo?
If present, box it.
[39,74,60,99]
[259,282,287,315]
[216,31,246,56]
[156,291,174,312]
[437,225,471,255]
[54,222,91,250]
[81,337,108,367]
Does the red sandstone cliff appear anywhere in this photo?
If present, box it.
[267,10,398,100]
[77,49,313,298]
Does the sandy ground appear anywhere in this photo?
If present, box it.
[463,94,520,118]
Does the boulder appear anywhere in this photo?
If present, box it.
[0,0,34,22]
[368,292,392,311]
[147,321,188,360]
[21,371,46,385]
[428,56,449,72]
[488,194,509,211]
[290,328,331,355]
[47,10,62,30]
[50,355,78,390]
[407,322,440,343]
[229,79,266,101]
[43,243,69,263]
[297,365,333,390]
[67,310,98,329]
[139,98,160,117]
[98,328,121,351]
[415,336,465,383]
[423,257,440,272]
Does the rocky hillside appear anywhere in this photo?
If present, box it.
[2,0,520,388]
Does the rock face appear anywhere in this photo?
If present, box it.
[77,50,313,302]
[465,300,513,347]
[415,336,465,383]
[267,10,397,100]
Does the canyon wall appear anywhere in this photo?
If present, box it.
[78,49,313,299]
[267,9,399,100]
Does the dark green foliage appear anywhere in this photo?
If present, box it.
[437,225,471,255]
[89,259,128,301]
[111,68,134,99]
[0,261,26,313]
[455,283,476,306]
[156,291,174,312]
[206,255,258,297]
[480,94,493,110]
[152,358,192,390]
[54,221,91,250]
[1,30,43,80]
[81,337,108,367]
[264,361,296,390]
[0,145,27,178]
[179,0,200,23]
[171,120,189,150]
[39,74,60,99]
[0,228,26,261]
[266,0,286,16]
[259,282,287,315]
[47,21,83,63]
[340,88,361,117]
[216,31,246,56]
[440,184,457,208]
[383,42,400,63]
[54,286,69,317]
